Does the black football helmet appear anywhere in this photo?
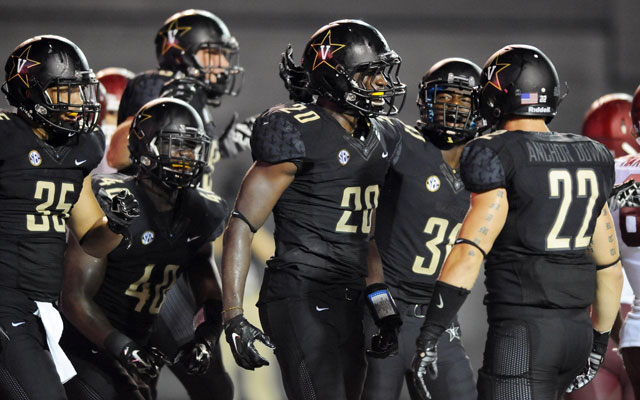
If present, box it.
[417,58,482,149]
[297,19,406,116]
[632,84,640,143]
[129,98,210,189]
[479,44,561,126]
[2,35,100,141]
[155,9,243,97]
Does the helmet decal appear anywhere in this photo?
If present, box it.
[310,30,346,71]
[159,19,192,55]
[133,112,152,139]
[484,58,510,93]
[7,45,40,88]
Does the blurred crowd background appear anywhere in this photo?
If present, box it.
[2,0,639,398]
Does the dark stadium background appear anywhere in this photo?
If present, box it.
[1,0,638,398]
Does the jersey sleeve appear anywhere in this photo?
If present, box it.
[195,188,230,241]
[91,173,132,209]
[250,107,306,164]
[460,139,506,193]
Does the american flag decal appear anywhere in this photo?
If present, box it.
[521,92,539,104]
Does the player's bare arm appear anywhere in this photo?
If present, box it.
[60,238,114,348]
[590,203,624,333]
[366,210,385,285]
[221,160,296,320]
[439,188,509,289]
[67,175,122,257]
[106,117,133,170]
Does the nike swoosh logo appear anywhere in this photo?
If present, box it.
[436,294,444,309]
[381,152,388,158]
[187,235,201,243]
[232,332,241,354]
[315,306,329,312]
[11,321,25,327]
[75,159,87,166]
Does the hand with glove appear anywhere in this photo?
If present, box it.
[173,321,222,375]
[411,280,471,400]
[223,314,275,370]
[104,331,165,381]
[365,283,402,358]
[566,329,610,392]
[96,188,140,248]
[411,337,438,400]
[218,112,255,159]
[278,44,313,103]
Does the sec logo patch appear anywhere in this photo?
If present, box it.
[426,175,441,192]
[338,149,350,166]
[141,230,155,245]
[28,150,42,166]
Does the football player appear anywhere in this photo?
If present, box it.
[108,8,248,182]
[0,35,138,400]
[221,19,407,400]
[362,58,480,400]
[568,92,637,400]
[582,93,639,158]
[411,44,623,400]
[611,84,640,399]
[107,11,245,399]
[60,98,229,400]
[94,67,135,174]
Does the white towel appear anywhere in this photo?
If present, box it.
[34,301,77,383]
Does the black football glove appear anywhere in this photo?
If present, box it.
[219,112,254,158]
[365,283,402,358]
[223,314,274,370]
[104,331,165,381]
[566,329,610,392]
[279,44,313,103]
[173,321,222,375]
[96,188,140,248]
[411,337,438,400]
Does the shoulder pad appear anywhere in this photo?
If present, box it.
[196,187,224,204]
[250,105,307,163]
[193,187,229,239]
[117,70,171,124]
[460,140,506,192]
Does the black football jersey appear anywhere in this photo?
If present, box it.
[376,130,470,303]
[250,102,402,287]
[461,130,615,308]
[0,111,104,301]
[117,69,173,124]
[90,173,228,340]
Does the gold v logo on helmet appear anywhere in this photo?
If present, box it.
[310,31,346,71]
[7,45,40,88]
[484,58,510,92]
[160,19,192,55]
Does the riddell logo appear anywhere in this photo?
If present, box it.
[528,106,551,113]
